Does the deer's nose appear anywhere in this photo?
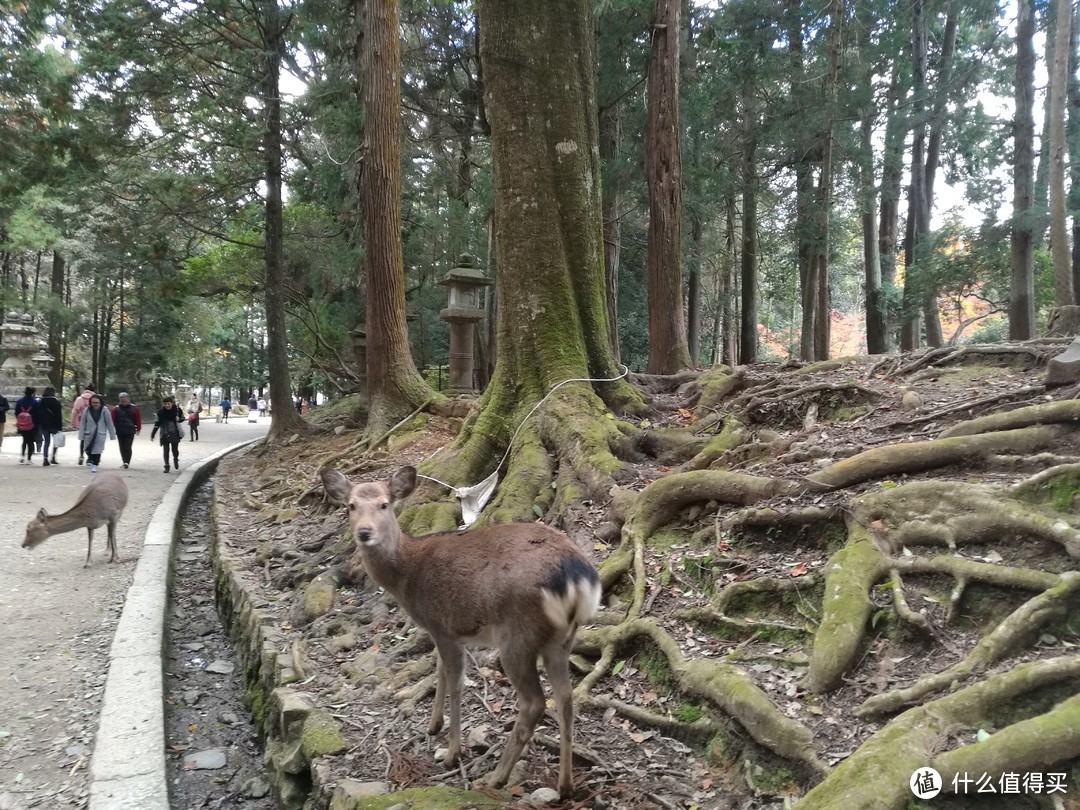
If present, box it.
[357,529,371,543]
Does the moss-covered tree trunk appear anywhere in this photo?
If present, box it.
[361,0,436,435]
[408,0,643,529]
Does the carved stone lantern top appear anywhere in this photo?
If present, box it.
[438,254,492,322]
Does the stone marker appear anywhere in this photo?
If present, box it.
[1045,336,1080,386]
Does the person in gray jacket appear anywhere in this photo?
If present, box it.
[77,394,116,472]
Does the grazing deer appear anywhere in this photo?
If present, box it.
[22,473,129,567]
[320,465,600,799]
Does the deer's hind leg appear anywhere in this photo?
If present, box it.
[107,519,119,562]
[486,642,545,790]
[542,638,577,799]
[84,528,94,567]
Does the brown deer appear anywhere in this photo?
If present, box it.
[320,465,600,799]
[22,473,129,566]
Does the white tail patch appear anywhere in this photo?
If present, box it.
[541,578,602,639]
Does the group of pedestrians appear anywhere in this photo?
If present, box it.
[1,385,205,473]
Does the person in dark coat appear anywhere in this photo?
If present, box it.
[150,396,185,472]
[220,397,232,423]
[0,392,9,455]
[38,387,64,466]
[111,392,142,469]
[13,386,42,464]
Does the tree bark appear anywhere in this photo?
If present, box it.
[361,0,435,433]
[901,0,928,351]
[1011,0,1037,339]
[1035,0,1058,250]
[813,0,842,361]
[645,0,691,374]
[878,65,904,351]
[857,4,885,354]
[1069,0,1080,300]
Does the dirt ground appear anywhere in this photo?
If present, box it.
[212,346,1080,809]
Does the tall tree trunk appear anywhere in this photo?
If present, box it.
[715,191,738,366]
[417,0,641,525]
[645,0,691,373]
[740,136,759,364]
[878,66,904,350]
[1049,0,1077,306]
[361,0,435,433]
[1068,0,1080,300]
[857,6,885,354]
[1035,0,1058,250]
[901,0,928,351]
[48,251,65,390]
[600,98,621,363]
[261,0,304,438]
[813,0,842,360]
[682,0,701,365]
[1011,0,1037,339]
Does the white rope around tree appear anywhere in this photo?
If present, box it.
[418,364,630,527]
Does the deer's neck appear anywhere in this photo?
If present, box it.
[360,536,409,594]
[45,507,94,535]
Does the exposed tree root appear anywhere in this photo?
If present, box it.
[737,382,880,426]
[855,480,1080,558]
[934,690,1080,790]
[797,656,1080,809]
[719,505,839,532]
[939,398,1080,438]
[574,618,827,776]
[803,516,890,693]
[628,369,701,394]
[680,417,748,471]
[892,342,1062,379]
[694,366,745,412]
[712,574,821,618]
[857,572,1080,717]
[887,385,1046,431]
[675,606,810,635]
[887,569,930,634]
[806,425,1069,489]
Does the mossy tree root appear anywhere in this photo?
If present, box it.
[806,425,1068,490]
[933,690,1080,790]
[681,416,748,471]
[712,574,822,617]
[575,618,827,776]
[611,470,806,618]
[694,366,744,413]
[797,656,1080,810]
[856,571,1080,717]
[939,398,1080,438]
[802,517,890,693]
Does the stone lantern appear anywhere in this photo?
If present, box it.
[0,311,51,392]
[350,326,367,396]
[438,254,492,394]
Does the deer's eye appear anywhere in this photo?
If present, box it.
[380,502,389,510]
[348,503,355,511]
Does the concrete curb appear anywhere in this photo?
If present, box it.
[87,437,264,810]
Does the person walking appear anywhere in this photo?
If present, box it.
[257,397,267,417]
[77,394,116,473]
[14,387,41,464]
[111,392,142,469]
[70,384,96,464]
[186,393,202,416]
[151,396,184,472]
[187,407,200,441]
[220,396,232,423]
[0,392,9,454]
[38,387,64,466]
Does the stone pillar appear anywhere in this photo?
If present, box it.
[0,311,52,393]
[349,327,367,397]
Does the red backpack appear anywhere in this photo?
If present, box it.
[15,405,34,432]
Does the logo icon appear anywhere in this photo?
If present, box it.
[911,767,942,799]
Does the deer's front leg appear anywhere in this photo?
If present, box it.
[432,643,465,766]
[84,528,94,568]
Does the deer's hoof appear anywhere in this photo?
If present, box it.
[428,717,444,735]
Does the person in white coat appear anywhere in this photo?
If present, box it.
[78,394,116,472]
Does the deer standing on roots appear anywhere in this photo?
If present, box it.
[22,473,129,566]
[320,465,601,800]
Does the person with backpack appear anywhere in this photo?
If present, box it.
[151,396,185,472]
[70,384,96,464]
[77,394,116,473]
[220,397,232,423]
[38,387,64,466]
[187,406,200,441]
[111,392,142,469]
[14,387,42,464]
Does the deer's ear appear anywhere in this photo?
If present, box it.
[319,468,353,505]
[389,466,417,501]
[36,508,47,521]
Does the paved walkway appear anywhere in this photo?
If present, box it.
[0,415,268,810]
